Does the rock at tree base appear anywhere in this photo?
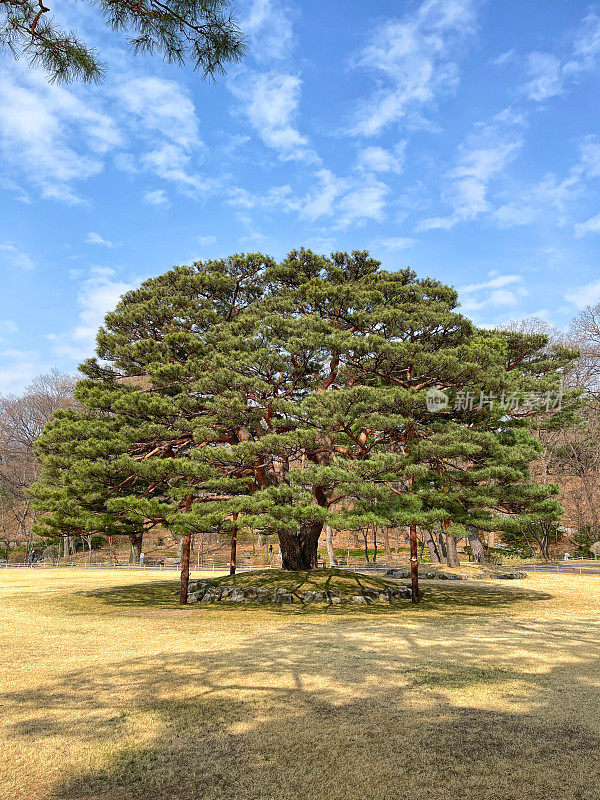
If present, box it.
[187,580,414,605]
[273,591,294,604]
[490,571,528,579]
[386,568,528,582]
[385,569,411,579]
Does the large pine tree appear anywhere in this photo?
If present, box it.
[32,250,573,602]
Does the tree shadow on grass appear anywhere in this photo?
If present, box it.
[81,578,553,619]
[78,581,179,609]
[3,614,600,800]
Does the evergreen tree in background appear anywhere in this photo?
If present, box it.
[31,250,574,603]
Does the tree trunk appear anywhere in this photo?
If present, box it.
[362,528,370,563]
[179,533,191,604]
[406,470,420,602]
[382,526,392,562]
[425,529,442,563]
[446,534,460,567]
[436,531,448,560]
[279,522,322,570]
[325,525,338,567]
[129,531,143,564]
[372,526,378,563]
[467,525,486,563]
[230,515,238,576]
[409,524,420,603]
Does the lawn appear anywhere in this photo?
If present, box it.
[1,568,599,800]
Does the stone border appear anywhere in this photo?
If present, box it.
[385,569,528,581]
[187,579,412,604]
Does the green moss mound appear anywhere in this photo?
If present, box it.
[208,567,403,594]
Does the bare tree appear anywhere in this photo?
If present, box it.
[325,525,338,567]
[569,304,600,396]
[0,370,75,557]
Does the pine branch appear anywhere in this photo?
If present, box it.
[0,0,246,82]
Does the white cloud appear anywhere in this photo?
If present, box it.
[415,101,600,234]
[0,320,18,349]
[521,52,563,102]
[86,232,115,248]
[488,289,519,306]
[520,10,600,102]
[230,165,390,228]
[351,0,479,136]
[0,68,215,203]
[575,212,600,238]
[577,136,600,179]
[0,68,121,203]
[0,243,34,271]
[493,136,600,230]
[197,235,217,246]
[493,173,579,229]
[114,77,214,197]
[142,143,218,197]
[565,10,600,75]
[115,77,201,150]
[418,115,524,231]
[0,320,17,335]
[0,349,47,395]
[371,237,416,250]
[458,273,526,315]
[143,189,170,208]
[236,214,267,243]
[356,142,406,173]
[301,236,337,253]
[226,183,293,210]
[492,202,537,228]
[281,169,388,227]
[461,274,522,293]
[49,268,134,360]
[229,71,313,161]
[491,49,516,67]
[0,176,31,203]
[241,0,295,61]
[336,179,389,228]
[293,169,344,220]
[565,279,600,309]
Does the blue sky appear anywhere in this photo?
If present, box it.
[1,0,600,393]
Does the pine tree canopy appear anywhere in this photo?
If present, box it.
[31,250,577,570]
[0,0,246,83]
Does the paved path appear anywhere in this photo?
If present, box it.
[520,562,600,576]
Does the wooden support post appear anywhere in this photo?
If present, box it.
[409,523,420,604]
[407,467,420,604]
[179,533,191,604]
[230,514,238,576]
[179,493,194,605]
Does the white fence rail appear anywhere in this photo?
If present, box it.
[0,561,271,572]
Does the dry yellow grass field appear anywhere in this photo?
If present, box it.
[1,567,599,800]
